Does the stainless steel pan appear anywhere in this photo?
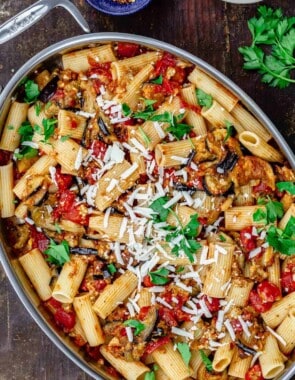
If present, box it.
[0,19,294,380]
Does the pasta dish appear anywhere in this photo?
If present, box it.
[0,41,294,380]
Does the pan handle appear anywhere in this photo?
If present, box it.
[0,0,90,45]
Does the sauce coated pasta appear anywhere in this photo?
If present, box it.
[0,41,295,380]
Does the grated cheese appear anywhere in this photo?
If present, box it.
[266,326,287,346]
[125,326,133,342]
[171,327,194,339]
[74,147,84,170]
[120,162,139,179]
[224,319,236,341]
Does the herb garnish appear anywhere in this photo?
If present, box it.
[24,79,40,103]
[41,118,57,142]
[177,342,191,366]
[239,6,295,88]
[34,102,42,116]
[14,121,38,160]
[196,89,213,108]
[149,196,171,223]
[199,349,213,372]
[276,181,295,195]
[224,120,235,142]
[151,75,163,84]
[107,263,117,275]
[257,197,284,223]
[148,267,170,285]
[123,320,145,335]
[266,217,295,255]
[44,239,70,266]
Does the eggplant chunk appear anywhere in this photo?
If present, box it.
[138,306,158,341]
[216,151,239,174]
[38,76,59,103]
[173,182,196,194]
[203,174,233,196]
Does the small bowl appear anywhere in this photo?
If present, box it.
[86,0,152,16]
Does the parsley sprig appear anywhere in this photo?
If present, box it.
[239,6,295,88]
[148,267,170,285]
[14,121,38,160]
[177,342,191,367]
[44,239,70,266]
[276,181,295,195]
[199,350,213,372]
[123,319,145,335]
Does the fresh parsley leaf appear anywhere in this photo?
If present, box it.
[138,127,151,147]
[176,266,185,273]
[123,320,145,336]
[150,111,173,124]
[44,239,70,266]
[266,199,284,223]
[122,103,132,117]
[14,121,38,160]
[107,263,117,275]
[45,101,52,110]
[166,122,192,140]
[276,181,295,195]
[199,350,213,372]
[219,234,226,242]
[182,214,200,238]
[42,118,57,141]
[224,121,235,142]
[177,342,191,367]
[239,6,295,88]
[284,216,295,238]
[149,196,171,223]
[144,372,155,380]
[54,223,62,234]
[196,89,213,108]
[253,208,267,223]
[149,267,170,285]
[24,79,40,103]
[60,135,71,142]
[151,75,163,84]
[266,224,295,255]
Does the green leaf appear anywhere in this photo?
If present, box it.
[276,181,295,195]
[122,103,132,117]
[149,196,171,223]
[123,320,145,335]
[138,127,151,147]
[14,121,38,160]
[44,239,70,266]
[144,372,156,380]
[182,214,200,238]
[54,223,62,234]
[107,263,117,275]
[150,111,173,124]
[151,75,163,84]
[60,135,72,142]
[199,350,213,372]
[196,89,213,108]
[149,267,170,285]
[42,118,57,141]
[177,342,191,367]
[283,216,295,238]
[253,208,267,223]
[34,102,42,116]
[166,122,192,140]
[224,121,235,142]
[24,80,40,103]
[266,199,284,223]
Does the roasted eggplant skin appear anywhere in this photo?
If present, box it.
[203,174,233,196]
[38,76,59,103]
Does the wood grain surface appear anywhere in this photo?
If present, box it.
[0,0,294,379]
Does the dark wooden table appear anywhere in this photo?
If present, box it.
[0,1,294,379]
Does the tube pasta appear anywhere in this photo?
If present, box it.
[19,248,52,301]
[224,205,267,231]
[225,277,254,307]
[212,335,235,372]
[259,334,285,379]
[276,307,295,354]
[100,345,149,380]
[62,45,116,72]
[185,110,207,136]
[239,131,284,163]
[228,347,252,378]
[279,203,295,230]
[0,162,15,217]
[0,102,29,151]
[262,292,295,328]
[57,109,87,140]
[52,255,88,303]
[188,67,239,112]
[73,293,105,346]
[151,342,193,380]
[93,270,138,319]
[231,103,272,141]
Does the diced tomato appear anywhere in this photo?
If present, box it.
[117,42,140,58]
[281,263,295,294]
[240,226,257,253]
[138,173,148,184]
[253,182,272,194]
[198,217,208,225]
[0,149,11,165]
[159,307,177,327]
[70,118,78,129]
[55,166,73,192]
[245,364,264,380]
[54,308,76,331]
[45,297,62,312]
[51,88,64,101]
[30,226,49,252]
[143,275,154,287]
[154,53,176,76]
[138,306,151,321]
[87,61,112,81]
[85,345,103,361]
[145,336,170,354]
[257,281,281,303]
[202,295,220,312]
[91,140,108,160]
[106,366,120,379]
[249,289,273,313]
[52,190,89,225]
[94,279,108,292]
[230,318,243,333]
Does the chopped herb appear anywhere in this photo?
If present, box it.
[122,103,132,117]
[14,121,38,160]
[176,266,185,273]
[143,99,157,108]
[219,234,226,242]
[123,320,145,335]
[44,239,70,266]
[166,122,193,140]
[224,120,235,142]
[45,101,52,110]
[149,267,170,285]
[33,124,42,134]
[107,263,117,275]
[24,79,40,103]
[149,196,171,223]
[239,6,295,88]
[138,126,151,147]
[54,223,62,233]
[42,118,57,142]
[183,214,200,238]
[34,102,42,116]
[266,220,295,255]
[253,208,267,223]
[151,75,163,84]
[199,349,213,372]
[266,198,284,223]
[177,342,191,367]
[144,372,156,380]
[60,135,72,142]
[150,111,173,124]
[196,89,213,108]
[276,181,295,195]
